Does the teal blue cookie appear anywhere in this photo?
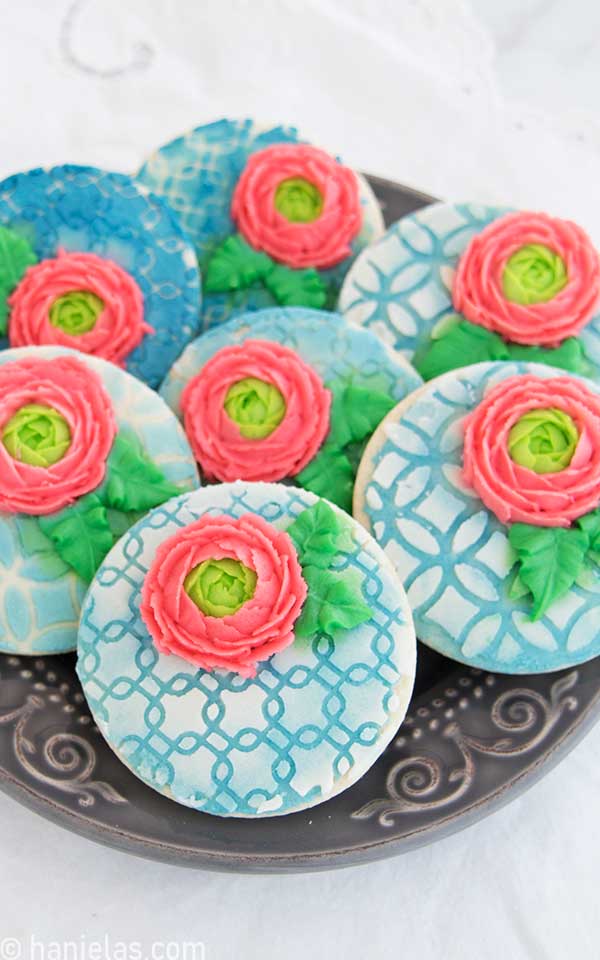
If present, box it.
[0,346,199,656]
[339,202,600,381]
[77,482,416,817]
[0,165,201,387]
[137,118,384,330]
[355,361,600,674]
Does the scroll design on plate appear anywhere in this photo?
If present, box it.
[0,693,126,808]
[352,671,578,827]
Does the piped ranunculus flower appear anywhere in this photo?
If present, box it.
[453,212,600,347]
[0,355,117,515]
[8,250,152,365]
[231,144,362,270]
[462,374,600,527]
[140,513,307,677]
[180,339,331,482]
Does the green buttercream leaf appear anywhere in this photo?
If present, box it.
[203,232,328,308]
[100,433,181,513]
[107,508,141,540]
[508,570,530,601]
[328,383,396,449]
[204,234,273,293]
[16,515,58,555]
[577,509,600,552]
[289,501,373,645]
[294,594,321,641]
[508,523,590,620]
[297,383,396,507]
[264,264,328,309]
[296,444,355,512]
[14,516,70,580]
[0,226,38,335]
[505,337,593,376]
[287,499,354,569]
[414,313,593,380]
[295,566,372,640]
[38,494,113,583]
[413,316,510,381]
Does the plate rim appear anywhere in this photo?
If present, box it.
[0,659,598,873]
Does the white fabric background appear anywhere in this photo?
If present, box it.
[0,1,599,957]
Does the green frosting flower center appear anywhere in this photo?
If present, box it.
[2,403,72,467]
[274,177,324,223]
[49,290,105,336]
[502,244,568,305]
[224,377,286,439]
[184,557,257,617]
[508,407,579,474]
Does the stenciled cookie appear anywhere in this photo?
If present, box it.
[354,361,600,674]
[339,202,600,381]
[77,482,416,818]
[159,306,421,512]
[0,165,201,387]
[0,346,199,655]
[137,117,384,329]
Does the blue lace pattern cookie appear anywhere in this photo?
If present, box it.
[338,202,600,380]
[137,118,384,330]
[77,482,416,818]
[354,361,600,674]
[0,346,199,656]
[159,306,421,511]
[0,165,201,387]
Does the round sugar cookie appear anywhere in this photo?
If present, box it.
[0,346,199,656]
[137,118,384,330]
[0,165,201,387]
[354,361,600,674]
[339,202,600,381]
[160,306,421,511]
[77,482,416,818]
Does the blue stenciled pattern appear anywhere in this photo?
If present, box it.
[0,346,199,657]
[359,361,600,674]
[160,307,422,415]
[77,483,415,818]
[137,118,384,331]
[0,165,201,387]
[338,201,600,378]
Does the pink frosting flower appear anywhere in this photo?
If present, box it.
[463,374,600,527]
[231,144,362,269]
[453,212,600,347]
[180,339,331,482]
[8,250,152,365]
[0,355,117,515]
[140,513,307,677]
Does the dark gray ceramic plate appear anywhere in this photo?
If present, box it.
[1,177,599,873]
